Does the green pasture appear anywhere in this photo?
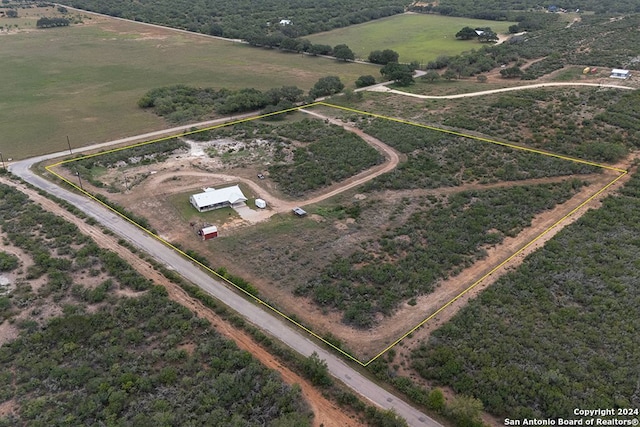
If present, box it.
[306,13,514,65]
[0,19,378,160]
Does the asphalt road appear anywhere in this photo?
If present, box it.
[10,150,441,427]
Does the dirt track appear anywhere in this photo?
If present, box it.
[0,177,362,427]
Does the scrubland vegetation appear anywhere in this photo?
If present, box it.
[297,181,585,327]
[417,88,640,162]
[411,171,640,418]
[64,0,406,39]
[421,13,640,79]
[0,183,312,426]
[193,118,383,196]
[356,118,598,192]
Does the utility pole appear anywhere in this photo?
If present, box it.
[67,136,72,155]
[75,170,83,190]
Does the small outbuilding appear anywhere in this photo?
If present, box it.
[610,69,631,79]
[200,225,218,240]
[255,198,267,209]
[190,185,247,212]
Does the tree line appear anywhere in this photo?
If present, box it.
[137,79,350,124]
[64,0,406,40]
[36,17,70,28]
[408,0,640,19]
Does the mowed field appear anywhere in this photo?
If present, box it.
[306,13,514,64]
[0,10,378,160]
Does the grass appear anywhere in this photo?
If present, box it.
[306,13,514,65]
[0,15,379,160]
[551,66,605,82]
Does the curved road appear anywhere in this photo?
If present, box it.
[367,81,635,99]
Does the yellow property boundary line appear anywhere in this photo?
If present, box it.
[46,102,628,367]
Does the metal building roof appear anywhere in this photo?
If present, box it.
[191,185,247,208]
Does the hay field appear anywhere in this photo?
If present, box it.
[306,13,514,64]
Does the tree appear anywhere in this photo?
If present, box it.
[368,49,399,65]
[280,37,302,52]
[343,89,362,102]
[380,62,414,86]
[6,9,18,18]
[301,352,332,386]
[355,75,376,88]
[265,86,304,104]
[500,66,524,79]
[426,388,446,412]
[455,26,477,40]
[447,395,484,427]
[422,70,441,83]
[309,76,344,99]
[478,30,498,43]
[308,44,332,56]
[442,69,457,80]
[476,75,488,83]
[0,252,19,272]
[333,44,355,61]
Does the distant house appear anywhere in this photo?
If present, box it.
[279,19,292,25]
[190,185,247,212]
[610,69,631,79]
[548,5,558,12]
[475,30,485,36]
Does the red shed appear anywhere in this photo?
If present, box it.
[200,225,218,240]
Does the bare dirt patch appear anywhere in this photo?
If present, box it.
[0,398,18,418]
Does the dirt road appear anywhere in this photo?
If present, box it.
[0,176,361,427]
[129,108,400,224]
[368,81,635,99]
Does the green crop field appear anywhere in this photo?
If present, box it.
[0,15,378,160]
[306,13,514,65]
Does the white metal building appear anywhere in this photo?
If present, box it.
[610,69,631,79]
[190,185,247,212]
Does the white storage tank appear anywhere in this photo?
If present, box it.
[255,198,267,209]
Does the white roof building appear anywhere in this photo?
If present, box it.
[279,19,292,25]
[610,69,631,79]
[190,185,247,212]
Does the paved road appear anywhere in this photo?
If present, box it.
[10,154,441,427]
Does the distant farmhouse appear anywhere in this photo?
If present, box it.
[610,69,631,79]
[190,185,247,212]
[279,19,292,25]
